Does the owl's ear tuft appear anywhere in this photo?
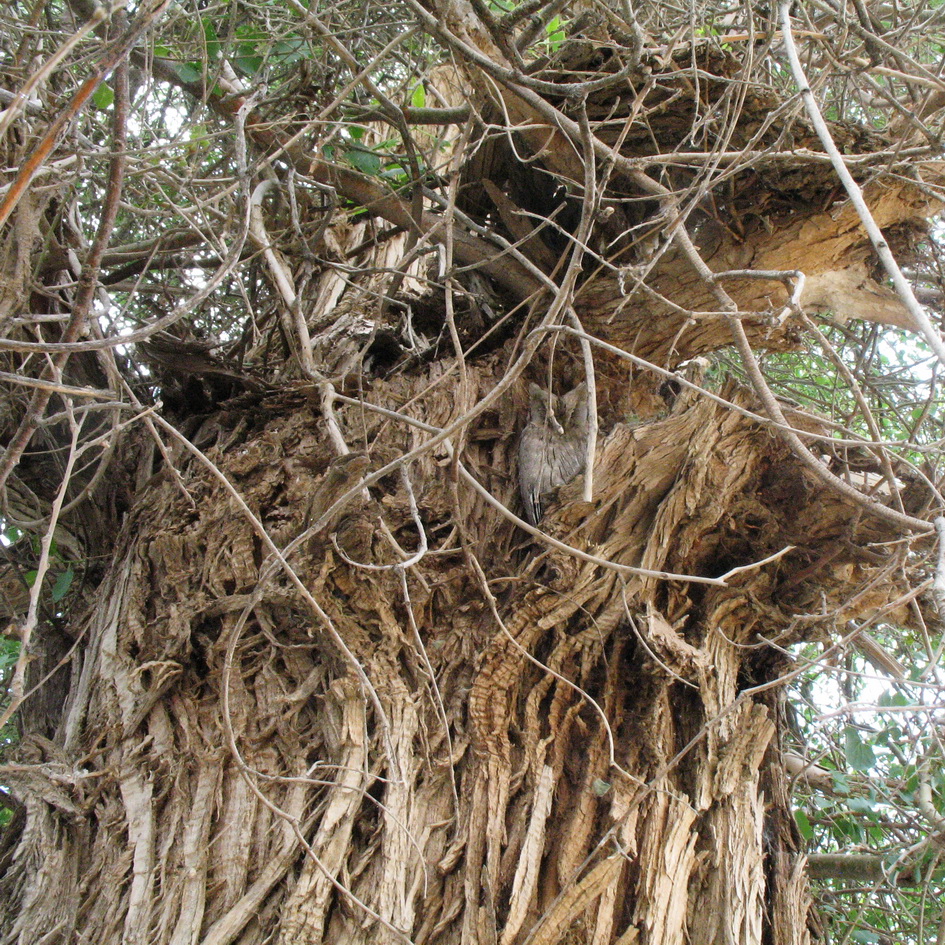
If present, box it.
[528,382,550,416]
[562,382,588,415]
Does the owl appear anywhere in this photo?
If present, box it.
[518,382,589,525]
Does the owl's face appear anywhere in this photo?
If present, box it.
[528,382,588,432]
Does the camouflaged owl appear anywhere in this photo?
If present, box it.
[518,382,589,525]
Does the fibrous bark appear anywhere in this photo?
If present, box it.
[1,363,916,944]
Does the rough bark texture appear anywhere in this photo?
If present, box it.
[0,360,916,944]
[0,4,942,945]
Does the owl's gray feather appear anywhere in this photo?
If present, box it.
[518,382,589,525]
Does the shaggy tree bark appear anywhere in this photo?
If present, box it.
[0,2,942,944]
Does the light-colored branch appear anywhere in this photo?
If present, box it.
[780,0,945,371]
[0,405,82,733]
[249,180,316,376]
[934,517,945,613]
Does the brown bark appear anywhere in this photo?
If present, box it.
[0,366,915,944]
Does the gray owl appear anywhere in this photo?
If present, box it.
[518,382,589,525]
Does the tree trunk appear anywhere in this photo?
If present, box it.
[1,355,914,944]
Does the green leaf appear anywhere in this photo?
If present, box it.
[848,796,877,814]
[2,525,23,544]
[545,15,566,50]
[92,84,114,109]
[844,725,876,773]
[794,809,814,840]
[202,18,221,61]
[410,83,425,108]
[234,56,263,77]
[273,37,307,64]
[834,814,865,843]
[592,779,611,796]
[0,639,19,671]
[380,168,408,184]
[878,690,908,708]
[51,567,74,603]
[344,147,381,176]
[851,932,880,944]
[173,61,203,85]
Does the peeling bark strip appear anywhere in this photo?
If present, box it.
[1,0,942,944]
